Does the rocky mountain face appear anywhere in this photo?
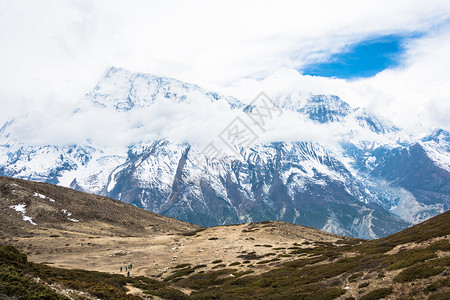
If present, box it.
[102,140,408,239]
[0,67,448,239]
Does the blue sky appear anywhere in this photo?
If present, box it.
[301,35,409,79]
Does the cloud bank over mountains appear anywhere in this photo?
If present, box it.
[2,67,403,154]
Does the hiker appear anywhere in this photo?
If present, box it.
[120,266,122,272]
[127,271,130,277]
[125,265,128,271]
[130,263,132,269]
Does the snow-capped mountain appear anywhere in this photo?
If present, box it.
[88,66,242,111]
[297,95,352,123]
[1,67,448,239]
[102,140,408,238]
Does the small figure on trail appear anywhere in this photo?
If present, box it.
[130,263,133,269]
[127,271,130,277]
[125,265,128,271]
[120,266,122,272]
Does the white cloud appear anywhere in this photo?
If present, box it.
[219,27,450,135]
[0,0,450,145]
[4,86,401,154]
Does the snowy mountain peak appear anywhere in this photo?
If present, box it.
[0,120,13,139]
[297,95,352,123]
[353,107,398,134]
[86,67,242,111]
[285,95,397,134]
[422,128,450,144]
[419,128,450,172]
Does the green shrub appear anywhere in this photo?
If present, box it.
[0,245,27,265]
[237,252,266,260]
[348,272,362,282]
[174,263,191,269]
[232,270,254,278]
[164,267,195,281]
[425,278,450,293]
[394,263,444,282]
[427,239,450,251]
[144,286,189,299]
[358,281,370,288]
[429,291,450,300]
[212,264,226,269]
[256,258,280,264]
[193,264,207,270]
[181,228,205,236]
[0,265,64,300]
[385,249,437,270]
[0,245,151,300]
[313,288,346,299]
[179,269,237,290]
[359,287,393,300]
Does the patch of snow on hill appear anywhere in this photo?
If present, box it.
[10,203,36,225]
[34,192,55,202]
